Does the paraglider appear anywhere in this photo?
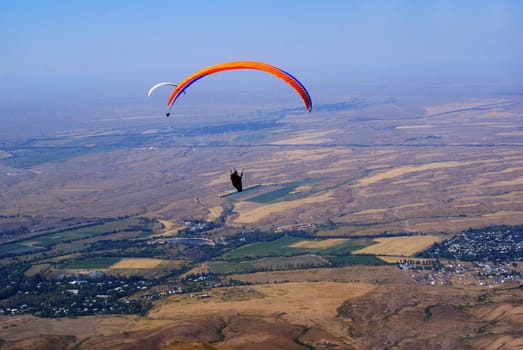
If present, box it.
[147,82,178,97]
[166,61,312,116]
[147,82,178,116]
[230,170,244,192]
[150,61,312,192]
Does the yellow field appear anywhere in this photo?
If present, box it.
[482,210,523,218]
[377,256,432,263]
[157,219,183,237]
[356,161,478,186]
[233,192,333,224]
[206,206,223,222]
[110,258,164,269]
[150,282,375,328]
[289,238,347,249]
[483,166,523,176]
[353,235,442,256]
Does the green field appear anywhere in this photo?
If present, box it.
[247,184,300,203]
[223,236,307,259]
[247,179,317,203]
[60,257,121,269]
[222,236,376,260]
[0,217,150,258]
[0,243,43,256]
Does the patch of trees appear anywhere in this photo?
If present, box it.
[327,254,389,267]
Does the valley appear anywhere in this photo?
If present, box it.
[1,96,523,349]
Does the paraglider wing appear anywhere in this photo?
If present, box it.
[147,82,178,97]
[166,61,312,112]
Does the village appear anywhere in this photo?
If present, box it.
[0,272,155,317]
[400,260,522,288]
[2,224,523,318]
[401,225,523,288]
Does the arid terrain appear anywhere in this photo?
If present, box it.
[1,269,522,349]
[2,97,523,233]
[1,92,523,349]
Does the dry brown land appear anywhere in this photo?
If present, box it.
[2,98,523,233]
[2,97,523,348]
[206,206,223,222]
[157,220,184,237]
[151,282,374,329]
[232,192,333,224]
[2,278,522,349]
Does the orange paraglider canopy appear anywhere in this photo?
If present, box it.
[167,61,312,113]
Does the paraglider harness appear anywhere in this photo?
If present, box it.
[230,170,243,192]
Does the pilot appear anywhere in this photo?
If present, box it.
[230,170,244,192]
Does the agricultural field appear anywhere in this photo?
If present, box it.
[353,235,443,256]
[221,235,375,260]
[110,258,165,269]
[0,217,155,258]
[59,257,168,270]
[60,257,121,269]
[150,281,377,331]
[1,88,523,348]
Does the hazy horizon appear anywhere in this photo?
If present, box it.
[1,1,523,138]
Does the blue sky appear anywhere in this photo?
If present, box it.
[1,0,522,126]
[2,1,522,82]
